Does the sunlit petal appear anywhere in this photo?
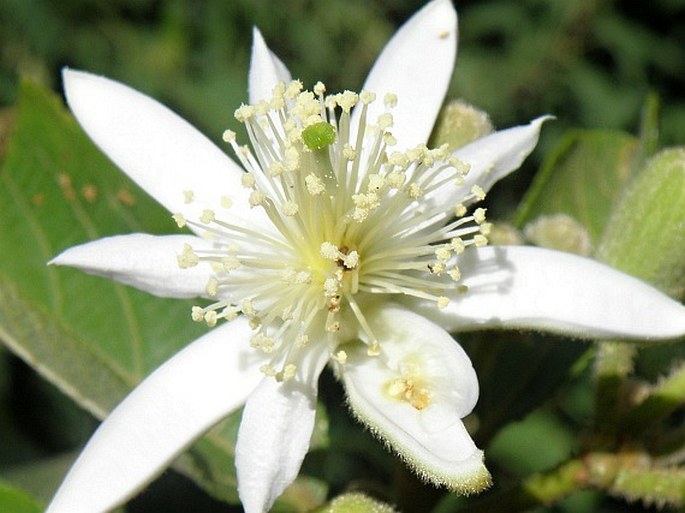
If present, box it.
[249,27,293,104]
[50,233,213,298]
[236,346,328,513]
[63,69,269,233]
[46,319,261,513]
[413,245,685,339]
[340,304,490,494]
[354,0,457,151]
[425,116,551,212]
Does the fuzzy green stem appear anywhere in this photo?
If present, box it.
[593,149,685,439]
[311,492,399,513]
[440,452,685,512]
[586,454,685,508]
[624,362,685,438]
[437,460,586,513]
[592,342,635,442]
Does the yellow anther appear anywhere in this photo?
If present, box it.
[435,245,452,262]
[204,310,218,327]
[383,133,397,146]
[367,341,381,356]
[206,278,218,297]
[314,81,326,96]
[191,306,204,322]
[281,364,297,381]
[367,174,385,191]
[326,321,341,332]
[343,250,360,269]
[282,201,299,216]
[248,190,266,207]
[222,130,236,143]
[449,157,471,175]
[221,255,240,271]
[471,185,486,201]
[385,378,431,410]
[284,80,303,99]
[429,262,445,275]
[305,174,326,195]
[377,112,393,130]
[323,277,340,297]
[360,90,376,104]
[251,333,275,353]
[408,183,423,199]
[335,350,348,364]
[222,306,240,321]
[178,243,199,268]
[386,171,406,188]
[320,242,339,260]
[200,209,215,224]
[451,238,466,254]
[389,151,409,168]
[260,364,277,377]
[269,162,285,177]
[449,267,462,281]
[337,91,358,112]
[384,92,398,108]
[342,144,356,161]
[254,100,269,116]
[283,146,300,172]
[240,299,255,316]
[234,104,254,122]
[241,173,256,189]
[172,213,186,228]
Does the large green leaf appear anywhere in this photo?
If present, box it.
[514,129,639,244]
[0,481,42,513]
[0,80,247,503]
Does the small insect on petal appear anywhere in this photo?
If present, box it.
[302,122,336,150]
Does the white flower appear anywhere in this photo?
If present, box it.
[46,1,685,512]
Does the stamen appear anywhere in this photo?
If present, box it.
[175,80,488,381]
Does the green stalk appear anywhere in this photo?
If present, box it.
[593,149,685,438]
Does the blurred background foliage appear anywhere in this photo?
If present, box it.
[1,0,685,512]
[2,0,684,146]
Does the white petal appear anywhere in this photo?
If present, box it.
[50,234,212,298]
[62,69,269,233]
[340,303,490,494]
[415,245,685,339]
[354,0,457,151]
[249,27,293,104]
[408,117,546,233]
[236,346,329,513]
[46,319,262,513]
[429,116,551,210]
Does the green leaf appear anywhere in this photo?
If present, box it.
[0,79,244,502]
[0,481,42,513]
[488,409,575,477]
[461,330,585,443]
[597,148,685,297]
[312,492,398,513]
[1,453,75,506]
[514,129,639,245]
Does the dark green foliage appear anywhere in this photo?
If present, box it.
[1,2,685,512]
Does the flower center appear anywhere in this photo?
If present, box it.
[174,80,489,381]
